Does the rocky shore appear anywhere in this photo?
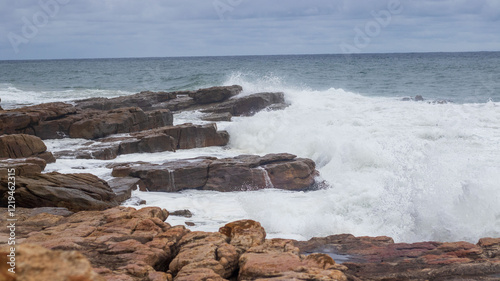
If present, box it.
[1,86,499,280]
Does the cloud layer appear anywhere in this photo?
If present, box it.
[0,0,499,59]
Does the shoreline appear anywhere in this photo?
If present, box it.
[1,85,499,280]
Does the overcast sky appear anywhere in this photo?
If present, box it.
[0,0,499,60]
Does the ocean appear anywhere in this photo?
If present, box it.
[1,52,499,243]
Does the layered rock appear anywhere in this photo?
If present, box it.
[201,91,286,117]
[0,157,46,176]
[295,234,500,281]
[0,103,173,140]
[0,134,55,163]
[75,90,179,111]
[0,172,118,212]
[188,85,242,104]
[55,123,229,160]
[111,153,317,192]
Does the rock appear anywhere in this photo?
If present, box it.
[56,123,228,160]
[112,153,317,192]
[0,244,105,281]
[0,206,188,280]
[0,102,77,136]
[68,107,173,139]
[170,210,193,218]
[294,234,500,281]
[238,239,347,281]
[478,238,500,258]
[219,220,266,253]
[415,95,424,101]
[201,92,286,117]
[75,90,180,111]
[0,134,55,163]
[0,172,118,212]
[169,232,239,279]
[0,157,46,176]
[201,112,232,122]
[107,177,145,204]
[188,85,242,104]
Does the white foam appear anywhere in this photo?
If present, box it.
[43,75,500,243]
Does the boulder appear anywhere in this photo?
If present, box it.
[111,153,317,192]
[219,220,266,254]
[107,177,145,203]
[0,157,46,176]
[0,172,118,212]
[0,134,55,163]
[0,244,104,281]
[201,92,286,116]
[188,85,242,104]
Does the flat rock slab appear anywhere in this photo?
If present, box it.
[55,123,229,160]
[111,153,317,192]
[294,234,500,281]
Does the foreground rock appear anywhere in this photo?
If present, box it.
[295,234,500,281]
[0,244,104,281]
[0,172,118,211]
[55,123,229,160]
[0,134,55,163]
[0,207,347,281]
[0,103,173,140]
[111,153,317,192]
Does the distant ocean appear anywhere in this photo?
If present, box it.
[1,52,499,243]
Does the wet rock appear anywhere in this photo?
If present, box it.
[201,112,232,122]
[68,107,173,140]
[112,153,317,192]
[201,92,286,117]
[0,157,46,176]
[0,244,105,281]
[294,234,500,281]
[0,134,55,163]
[75,90,180,111]
[415,95,424,101]
[57,123,228,160]
[170,209,193,218]
[188,85,242,104]
[0,102,77,136]
[0,172,118,212]
[107,177,145,204]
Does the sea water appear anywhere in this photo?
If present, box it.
[1,52,499,242]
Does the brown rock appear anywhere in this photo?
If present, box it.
[0,244,104,281]
[219,220,266,253]
[68,107,173,139]
[201,112,232,122]
[0,157,46,176]
[75,90,180,111]
[169,232,239,279]
[188,85,242,104]
[107,177,145,204]
[201,92,286,116]
[295,234,500,281]
[0,172,117,212]
[112,153,317,192]
[0,134,55,163]
[238,239,346,281]
[478,237,500,258]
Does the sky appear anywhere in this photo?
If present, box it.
[0,0,499,60]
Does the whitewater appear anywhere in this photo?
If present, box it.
[26,73,497,244]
